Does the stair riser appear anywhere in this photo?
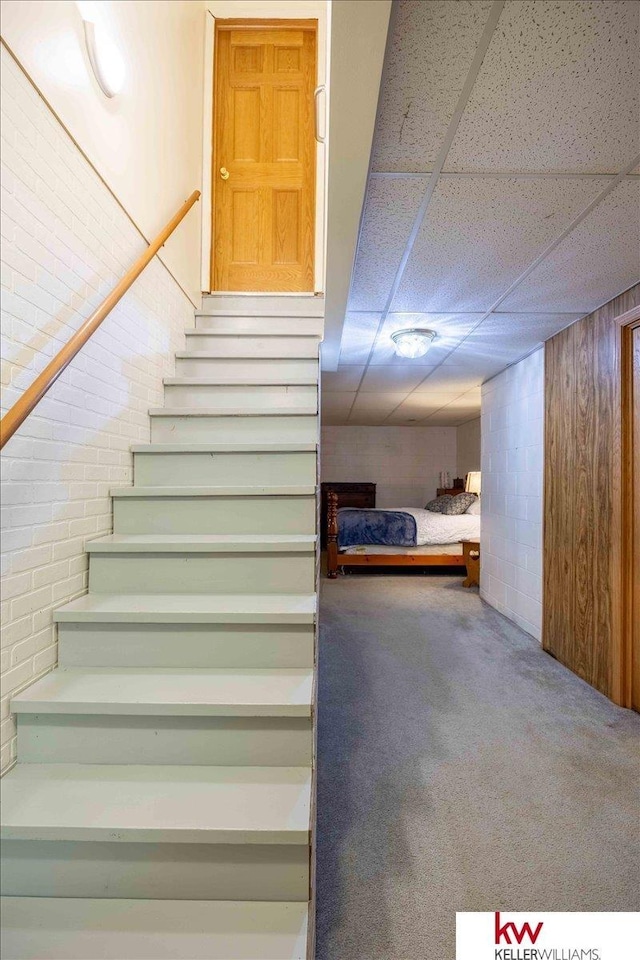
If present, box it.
[18,716,311,766]
[88,553,316,595]
[1,840,309,900]
[175,357,318,380]
[184,335,318,358]
[163,384,317,409]
[194,315,323,336]
[202,294,323,317]
[113,497,316,535]
[151,415,318,444]
[57,623,315,669]
[133,451,317,487]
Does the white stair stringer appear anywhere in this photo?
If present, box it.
[1,295,323,960]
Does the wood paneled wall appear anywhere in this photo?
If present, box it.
[543,283,640,702]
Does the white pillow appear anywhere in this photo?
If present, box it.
[465,498,481,515]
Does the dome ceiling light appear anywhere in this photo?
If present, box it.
[390,328,437,359]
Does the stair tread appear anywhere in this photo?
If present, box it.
[11,667,313,716]
[54,593,317,623]
[0,897,308,960]
[111,485,316,498]
[164,376,317,385]
[186,330,320,338]
[175,351,317,360]
[131,442,317,452]
[148,406,317,417]
[0,763,311,844]
[86,534,316,553]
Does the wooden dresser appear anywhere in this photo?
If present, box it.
[320,482,376,547]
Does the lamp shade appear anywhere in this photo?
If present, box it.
[465,471,481,495]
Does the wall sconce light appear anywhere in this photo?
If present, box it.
[78,2,125,98]
[390,328,437,359]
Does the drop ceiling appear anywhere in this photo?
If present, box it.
[323,0,640,426]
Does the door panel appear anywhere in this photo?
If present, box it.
[212,22,316,292]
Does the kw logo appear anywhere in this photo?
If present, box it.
[495,912,544,945]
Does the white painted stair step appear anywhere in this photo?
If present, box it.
[202,293,324,316]
[174,355,318,380]
[194,314,323,335]
[131,446,317,486]
[54,593,316,623]
[0,764,311,844]
[86,536,316,597]
[150,412,317,443]
[0,898,309,960]
[162,383,317,409]
[12,668,313,717]
[112,490,316,535]
[56,621,314,670]
[183,334,319,358]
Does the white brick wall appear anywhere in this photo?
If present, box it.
[0,47,196,774]
[320,425,458,507]
[480,348,544,639]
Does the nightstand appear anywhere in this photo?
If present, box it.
[460,539,480,588]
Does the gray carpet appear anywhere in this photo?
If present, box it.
[316,574,640,960]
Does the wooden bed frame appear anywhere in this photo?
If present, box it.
[326,491,467,579]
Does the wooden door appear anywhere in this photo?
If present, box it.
[212,20,317,292]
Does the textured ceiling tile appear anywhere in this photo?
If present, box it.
[348,178,425,311]
[321,392,356,416]
[321,366,365,392]
[359,365,436,392]
[500,180,640,312]
[455,313,581,359]
[447,0,640,173]
[339,313,382,364]
[371,0,494,172]
[350,393,410,414]
[393,176,610,313]
[412,367,484,394]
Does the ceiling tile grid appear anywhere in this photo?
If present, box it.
[446,0,640,173]
[371,0,495,172]
[323,0,640,427]
[348,177,425,311]
[392,176,612,313]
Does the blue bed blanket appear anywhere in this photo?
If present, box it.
[337,508,417,547]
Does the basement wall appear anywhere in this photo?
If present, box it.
[320,425,457,507]
[456,417,480,477]
[480,349,544,640]
[0,45,195,774]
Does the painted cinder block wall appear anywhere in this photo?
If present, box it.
[480,348,544,640]
[320,425,458,507]
[0,47,195,774]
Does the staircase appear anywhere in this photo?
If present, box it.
[0,294,322,960]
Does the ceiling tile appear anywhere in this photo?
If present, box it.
[348,178,425,311]
[371,0,494,172]
[447,0,640,173]
[321,392,356,418]
[349,393,410,416]
[412,366,485,394]
[339,313,382,364]
[359,365,435,392]
[392,176,610,313]
[321,366,365,391]
[500,180,640,313]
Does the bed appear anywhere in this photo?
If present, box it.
[326,490,480,578]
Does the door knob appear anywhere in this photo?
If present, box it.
[220,167,230,180]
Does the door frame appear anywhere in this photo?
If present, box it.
[200,4,329,295]
[613,303,640,706]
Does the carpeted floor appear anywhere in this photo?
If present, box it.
[315,573,640,960]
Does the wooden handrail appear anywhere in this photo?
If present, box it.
[0,190,201,450]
